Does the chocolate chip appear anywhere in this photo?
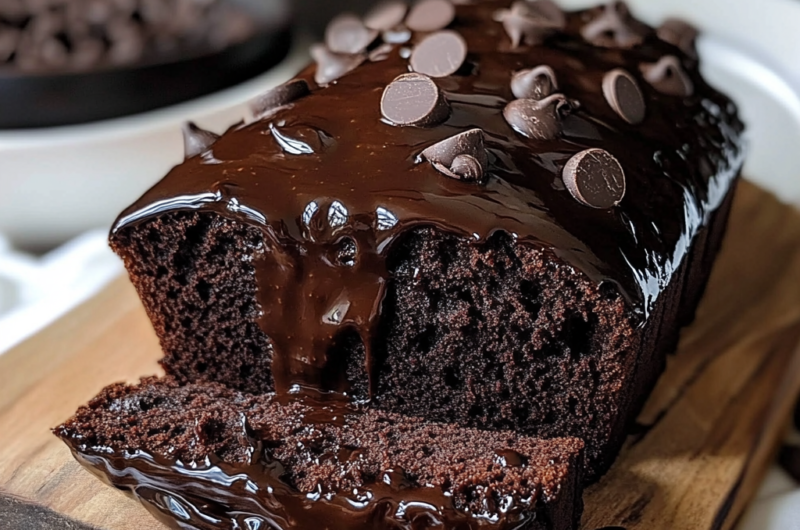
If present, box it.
[511,66,558,100]
[405,0,456,33]
[325,13,379,55]
[658,18,698,58]
[182,122,220,160]
[251,79,311,120]
[311,44,365,86]
[381,73,450,127]
[448,154,484,181]
[422,128,488,181]
[409,30,467,78]
[364,1,409,31]
[602,69,646,124]
[640,56,694,97]
[496,1,565,48]
[503,94,571,141]
[581,1,648,49]
[563,149,626,209]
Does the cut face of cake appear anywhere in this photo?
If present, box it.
[55,377,585,530]
[58,1,745,529]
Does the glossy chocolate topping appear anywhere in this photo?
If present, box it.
[73,450,525,530]
[56,380,582,530]
[64,438,561,530]
[112,0,745,399]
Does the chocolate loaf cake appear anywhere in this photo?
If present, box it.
[56,1,746,529]
[56,377,585,530]
[109,0,744,481]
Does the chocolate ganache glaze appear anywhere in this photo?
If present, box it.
[112,1,744,397]
[57,379,584,530]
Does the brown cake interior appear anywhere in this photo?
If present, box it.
[112,213,630,475]
[111,185,736,482]
[56,377,584,530]
[112,212,274,394]
[375,228,638,475]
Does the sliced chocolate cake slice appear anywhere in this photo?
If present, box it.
[55,377,585,530]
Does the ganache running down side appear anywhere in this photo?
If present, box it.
[56,1,745,529]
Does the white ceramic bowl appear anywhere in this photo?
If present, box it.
[0,43,309,249]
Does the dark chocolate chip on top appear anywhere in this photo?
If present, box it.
[422,128,488,181]
[405,0,456,32]
[450,155,484,181]
[658,18,699,58]
[640,56,694,97]
[251,79,311,120]
[511,66,559,100]
[364,1,409,31]
[381,73,451,127]
[563,149,626,209]
[325,13,379,55]
[504,94,573,141]
[581,1,649,49]
[409,30,468,78]
[602,69,646,124]
[311,44,365,86]
[496,0,566,48]
[182,122,220,160]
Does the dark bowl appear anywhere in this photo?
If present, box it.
[0,0,292,130]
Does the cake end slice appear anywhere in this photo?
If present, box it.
[55,377,585,530]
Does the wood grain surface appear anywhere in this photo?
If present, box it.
[1,181,799,530]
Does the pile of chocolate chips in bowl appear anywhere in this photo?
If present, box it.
[0,0,257,73]
[0,0,292,128]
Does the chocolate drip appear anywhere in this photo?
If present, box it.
[256,202,388,395]
[112,2,744,398]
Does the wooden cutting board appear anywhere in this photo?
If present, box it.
[1,180,800,530]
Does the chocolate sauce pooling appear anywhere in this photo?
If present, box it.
[58,389,577,530]
[112,2,744,404]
